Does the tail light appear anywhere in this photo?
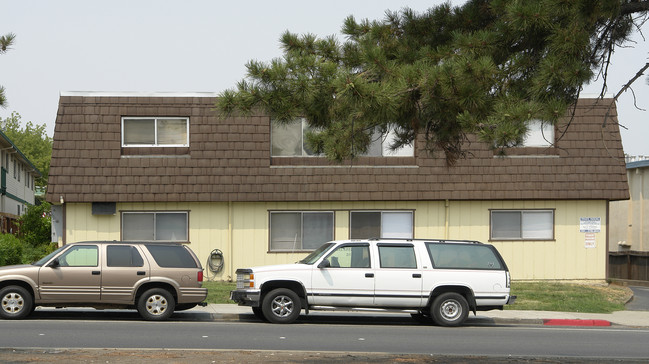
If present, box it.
[506,271,511,288]
[198,270,204,283]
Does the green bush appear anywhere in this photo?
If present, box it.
[22,242,57,264]
[0,234,23,266]
[18,202,51,247]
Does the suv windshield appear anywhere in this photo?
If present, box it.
[33,245,67,266]
[298,243,334,265]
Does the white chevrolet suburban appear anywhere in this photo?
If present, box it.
[230,238,516,326]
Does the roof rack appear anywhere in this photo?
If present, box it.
[366,237,483,244]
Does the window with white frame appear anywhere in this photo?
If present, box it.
[521,119,554,147]
[350,211,413,239]
[121,211,188,242]
[269,211,334,251]
[122,117,189,147]
[490,210,554,240]
[271,118,414,157]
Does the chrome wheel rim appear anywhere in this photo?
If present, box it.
[145,294,168,316]
[2,292,24,314]
[270,295,294,318]
[440,299,461,321]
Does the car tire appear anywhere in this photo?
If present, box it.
[0,286,33,320]
[430,292,469,327]
[137,288,175,321]
[261,288,301,324]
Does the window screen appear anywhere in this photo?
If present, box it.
[491,210,554,240]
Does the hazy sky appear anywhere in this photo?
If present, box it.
[2,0,648,156]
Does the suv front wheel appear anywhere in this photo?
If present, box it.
[0,286,33,320]
[261,288,301,324]
[430,292,469,327]
[137,288,175,321]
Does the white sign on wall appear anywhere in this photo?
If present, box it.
[579,217,601,233]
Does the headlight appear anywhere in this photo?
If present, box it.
[236,272,255,289]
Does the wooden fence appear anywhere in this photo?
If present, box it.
[609,251,649,282]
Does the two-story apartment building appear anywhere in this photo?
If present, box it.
[46,92,629,281]
[0,129,40,232]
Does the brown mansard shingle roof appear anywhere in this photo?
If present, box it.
[46,92,629,204]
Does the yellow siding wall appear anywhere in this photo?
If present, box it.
[64,199,608,281]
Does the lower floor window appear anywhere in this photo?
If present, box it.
[270,211,334,251]
[122,211,188,242]
[350,211,413,239]
[490,210,554,240]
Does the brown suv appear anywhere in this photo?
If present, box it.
[0,241,207,321]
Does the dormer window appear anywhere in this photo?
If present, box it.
[271,118,414,157]
[521,119,554,147]
[122,117,189,147]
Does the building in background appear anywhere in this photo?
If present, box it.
[0,130,41,233]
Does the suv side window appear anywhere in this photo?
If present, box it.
[107,245,144,267]
[58,245,98,267]
[144,245,198,268]
[378,245,417,269]
[325,244,370,268]
[426,243,503,270]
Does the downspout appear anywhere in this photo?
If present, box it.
[445,199,450,239]
[228,201,234,281]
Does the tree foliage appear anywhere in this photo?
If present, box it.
[217,0,649,164]
[0,32,16,109]
[1,112,53,187]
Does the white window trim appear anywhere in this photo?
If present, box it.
[490,209,555,241]
[121,211,189,242]
[121,117,190,147]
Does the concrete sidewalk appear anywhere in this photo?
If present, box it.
[190,304,649,328]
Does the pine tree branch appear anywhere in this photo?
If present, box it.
[602,61,649,127]
[620,1,649,16]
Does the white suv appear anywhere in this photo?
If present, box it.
[230,239,516,326]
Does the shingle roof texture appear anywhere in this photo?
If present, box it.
[46,95,629,203]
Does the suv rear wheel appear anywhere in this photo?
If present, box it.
[261,288,301,324]
[0,286,33,320]
[430,292,469,327]
[137,288,175,321]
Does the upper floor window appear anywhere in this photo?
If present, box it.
[521,119,554,147]
[122,117,189,147]
[271,118,414,157]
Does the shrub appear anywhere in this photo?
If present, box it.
[0,234,23,266]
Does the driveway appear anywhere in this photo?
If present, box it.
[626,286,649,311]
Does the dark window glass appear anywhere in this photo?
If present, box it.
[145,245,197,268]
[107,245,144,267]
[427,243,503,270]
[378,245,417,268]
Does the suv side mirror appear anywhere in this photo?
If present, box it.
[47,258,60,268]
[317,259,331,269]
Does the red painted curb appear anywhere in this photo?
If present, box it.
[543,319,611,326]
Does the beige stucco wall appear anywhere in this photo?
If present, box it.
[610,166,648,252]
[63,199,608,281]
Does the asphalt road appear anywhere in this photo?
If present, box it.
[2,315,649,360]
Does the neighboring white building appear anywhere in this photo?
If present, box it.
[0,130,41,232]
[609,156,649,252]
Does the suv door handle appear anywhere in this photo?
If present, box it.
[137,271,146,276]
[365,273,374,278]
[412,273,422,278]
[92,271,100,275]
